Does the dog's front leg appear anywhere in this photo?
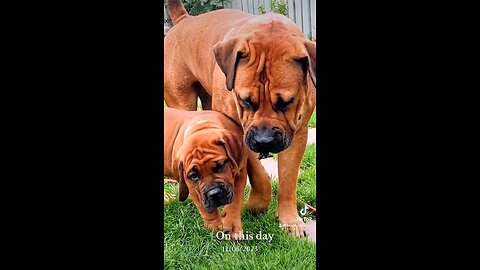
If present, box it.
[221,167,247,240]
[189,189,223,230]
[245,150,272,212]
[277,125,309,237]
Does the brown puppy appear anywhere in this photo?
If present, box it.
[164,107,247,238]
[164,1,316,237]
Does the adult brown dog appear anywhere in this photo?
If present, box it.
[164,107,247,238]
[164,1,316,237]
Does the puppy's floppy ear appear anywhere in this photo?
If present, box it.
[303,40,316,87]
[213,38,247,91]
[215,130,244,176]
[177,161,189,201]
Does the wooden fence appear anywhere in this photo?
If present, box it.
[227,0,315,38]
[164,0,316,38]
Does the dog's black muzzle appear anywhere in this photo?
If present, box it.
[202,182,233,213]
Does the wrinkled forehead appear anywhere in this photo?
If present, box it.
[247,31,307,57]
[268,61,305,86]
[235,56,305,93]
[237,38,306,85]
[183,136,226,171]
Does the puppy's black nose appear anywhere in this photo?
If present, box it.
[206,187,222,200]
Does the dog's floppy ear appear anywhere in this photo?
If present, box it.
[214,131,244,176]
[177,161,189,201]
[303,40,316,87]
[213,38,247,91]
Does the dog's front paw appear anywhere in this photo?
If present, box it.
[221,213,243,240]
[204,217,223,231]
[278,212,307,238]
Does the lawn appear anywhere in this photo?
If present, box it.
[308,108,316,128]
[164,144,317,270]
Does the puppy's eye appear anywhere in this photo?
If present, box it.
[212,161,227,173]
[188,169,200,182]
[274,97,294,112]
[239,96,258,111]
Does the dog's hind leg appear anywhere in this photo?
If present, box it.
[164,85,198,111]
[164,42,199,110]
[164,69,199,111]
[195,82,212,110]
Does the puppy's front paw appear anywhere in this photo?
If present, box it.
[204,217,223,231]
[221,213,243,240]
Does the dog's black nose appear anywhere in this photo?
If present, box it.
[206,187,222,200]
[254,132,275,144]
[202,184,233,213]
[247,127,285,153]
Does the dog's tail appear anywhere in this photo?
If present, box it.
[166,0,190,25]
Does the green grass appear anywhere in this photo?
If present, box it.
[308,108,316,128]
[164,144,317,269]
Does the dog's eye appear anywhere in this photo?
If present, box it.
[212,161,227,173]
[274,97,294,112]
[188,169,200,182]
[239,96,258,111]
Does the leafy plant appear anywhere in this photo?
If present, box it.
[183,0,231,16]
[258,4,266,14]
[258,0,288,16]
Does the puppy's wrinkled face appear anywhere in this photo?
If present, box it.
[180,131,235,213]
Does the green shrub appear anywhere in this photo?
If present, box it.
[258,0,288,16]
[258,4,266,14]
[183,0,232,15]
